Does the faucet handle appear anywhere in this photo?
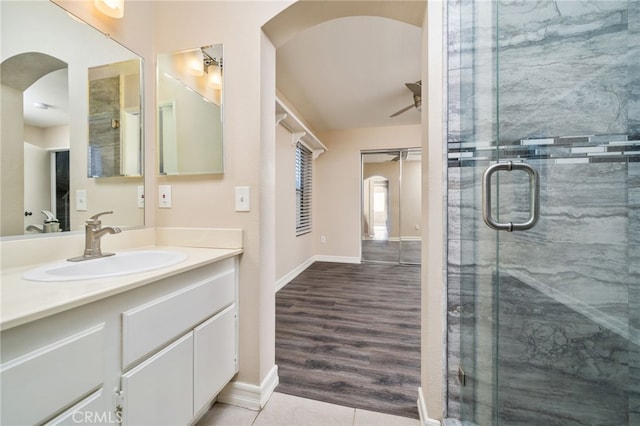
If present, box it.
[87,211,114,224]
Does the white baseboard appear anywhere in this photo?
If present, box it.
[217,365,279,411]
[275,255,362,292]
[418,387,441,426]
[314,255,361,264]
[275,256,315,293]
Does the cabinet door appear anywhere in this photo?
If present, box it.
[44,389,106,425]
[193,305,237,413]
[121,333,193,426]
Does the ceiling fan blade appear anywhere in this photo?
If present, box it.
[405,81,422,96]
[389,104,415,118]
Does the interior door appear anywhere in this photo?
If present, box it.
[24,142,50,231]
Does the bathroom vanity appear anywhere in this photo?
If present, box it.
[0,240,241,425]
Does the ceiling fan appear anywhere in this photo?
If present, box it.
[390,81,422,117]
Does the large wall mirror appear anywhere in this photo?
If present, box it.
[157,45,223,175]
[1,0,144,238]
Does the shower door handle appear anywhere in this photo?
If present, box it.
[482,161,540,232]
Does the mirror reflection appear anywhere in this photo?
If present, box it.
[157,45,223,175]
[88,59,142,178]
[1,0,144,238]
[361,149,422,265]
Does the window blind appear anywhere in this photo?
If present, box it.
[295,142,312,236]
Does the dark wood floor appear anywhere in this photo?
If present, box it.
[361,240,422,264]
[275,261,421,419]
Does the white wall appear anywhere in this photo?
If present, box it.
[1,84,24,236]
[275,124,314,282]
[150,0,291,392]
[421,1,446,420]
[314,125,421,260]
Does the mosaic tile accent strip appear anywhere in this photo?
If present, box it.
[448,134,640,167]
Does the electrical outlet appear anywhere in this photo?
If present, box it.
[321,235,327,244]
[159,185,172,208]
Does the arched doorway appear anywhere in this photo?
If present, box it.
[263,1,428,420]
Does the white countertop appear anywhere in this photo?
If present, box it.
[1,245,242,331]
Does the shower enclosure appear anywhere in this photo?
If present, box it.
[448,1,639,424]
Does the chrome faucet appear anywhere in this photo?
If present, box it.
[68,211,121,262]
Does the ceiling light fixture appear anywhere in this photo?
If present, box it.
[33,102,50,110]
[94,0,124,19]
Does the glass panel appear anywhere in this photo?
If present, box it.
[362,151,400,263]
[454,0,499,422]
[494,0,637,422]
[453,0,638,424]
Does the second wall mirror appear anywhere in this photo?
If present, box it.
[157,45,223,175]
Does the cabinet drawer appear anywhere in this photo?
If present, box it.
[0,324,105,426]
[122,269,235,368]
[193,305,238,413]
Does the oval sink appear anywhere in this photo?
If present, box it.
[23,250,188,282]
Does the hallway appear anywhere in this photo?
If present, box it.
[275,262,421,419]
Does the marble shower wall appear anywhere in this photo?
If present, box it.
[497,0,636,141]
[446,0,639,423]
[630,161,640,424]
[88,76,121,177]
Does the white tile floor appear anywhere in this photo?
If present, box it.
[197,392,421,426]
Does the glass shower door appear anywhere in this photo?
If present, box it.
[456,0,639,424]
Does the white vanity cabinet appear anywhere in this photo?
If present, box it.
[119,259,238,425]
[0,253,239,426]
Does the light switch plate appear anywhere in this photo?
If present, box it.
[76,189,87,211]
[159,185,172,208]
[235,186,250,212]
